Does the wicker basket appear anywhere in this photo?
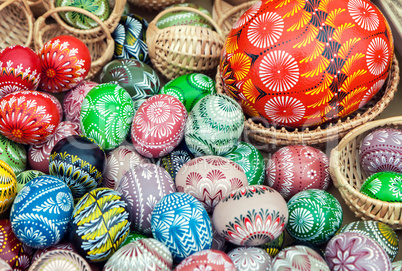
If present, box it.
[216,55,400,150]
[42,0,126,43]
[128,0,185,11]
[329,116,402,230]
[27,0,46,18]
[146,6,225,81]
[33,6,114,79]
[0,0,34,49]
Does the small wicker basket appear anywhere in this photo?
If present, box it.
[33,6,114,79]
[146,6,225,81]
[27,0,46,18]
[329,116,402,230]
[128,0,185,11]
[0,0,34,49]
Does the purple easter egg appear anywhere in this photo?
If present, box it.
[63,81,98,123]
[115,163,176,234]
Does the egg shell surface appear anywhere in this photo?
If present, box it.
[360,171,402,202]
[175,249,235,271]
[272,245,329,271]
[0,134,26,175]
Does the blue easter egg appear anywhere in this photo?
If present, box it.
[10,175,74,249]
[151,192,212,262]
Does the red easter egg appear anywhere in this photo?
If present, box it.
[0,90,61,145]
[38,35,91,93]
[266,145,330,200]
[63,81,98,123]
[220,0,394,128]
[0,45,41,98]
[175,249,236,271]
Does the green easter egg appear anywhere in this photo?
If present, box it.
[360,171,402,202]
[121,231,148,247]
[16,170,45,193]
[0,134,26,174]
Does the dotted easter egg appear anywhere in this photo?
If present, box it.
[0,134,27,175]
[10,175,74,249]
[16,170,45,193]
[184,94,244,156]
[63,81,98,123]
[175,249,235,271]
[286,189,343,245]
[0,160,16,214]
[69,188,131,263]
[360,171,402,202]
[220,0,394,128]
[80,83,135,151]
[228,247,272,271]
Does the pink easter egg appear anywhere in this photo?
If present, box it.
[175,249,235,271]
[63,81,98,123]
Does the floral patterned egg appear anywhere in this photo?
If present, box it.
[121,231,148,247]
[0,134,26,175]
[100,59,160,100]
[0,160,16,214]
[213,185,288,246]
[16,170,45,193]
[175,249,235,271]
[56,0,111,30]
[337,220,398,261]
[286,189,343,245]
[151,192,213,262]
[38,35,91,93]
[222,141,265,185]
[159,73,216,112]
[29,249,91,271]
[112,14,150,63]
[80,83,134,151]
[63,81,98,123]
[103,239,173,271]
[10,175,74,249]
[220,0,394,128]
[0,90,61,145]
[228,247,272,271]
[266,145,330,200]
[116,163,176,235]
[325,232,392,271]
[360,171,402,202]
[0,45,41,98]
[272,245,330,271]
[175,155,248,213]
[359,128,402,175]
[184,94,244,156]
[260,231,285,258]
[37,91,64,120]
[28,121,81,174]
[69,188,131,263]
[131,94,187,158]
[103,144,147,189]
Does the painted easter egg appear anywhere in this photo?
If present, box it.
[272,245,330,271]
[100,59,160,100]
[266,145,330,200]
[49,135,106,200]
[228,247,272,271]
[0,90,60,145]
[29,249,91,271]
[56,0,111,30]
[360,171,402,202]
[325,232,392,271]
[159,73,216,112]
[10,175,74,249]
[210,215,227,252]
[31,242,74,263]
[286,189,343,245]
[103,144,147,189]
[175,249,235,271]
[0,259,12,271]
[38,35,91,93]
[103,239,173,271]
[393,261,402,271]
[112,14,150,63]
[213,185,288,246]
[0,134,26,175]
[63,81,98,123]
[222,141,265,185]
[0,160,16,214]
[28,121,81,174]
[16,170,45,193]
[80,83,134,151]
[175,155,248,213]
[36,91,64,121]
[220,0,394,128]
[337,220,398,261]
[0,45,41,98]
[184,94,244,156]
[151,192,213,262]
[116,163,176,234]
[131,94,187,158]
[69,188,131,263]
[155,142,194,180]
[359,128,402,175]
[260,231,285,258]
[121,231,148,247]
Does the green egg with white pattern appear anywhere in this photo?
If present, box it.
[16,170,45,193]
[0,134,26,175]
[360,171,402,202]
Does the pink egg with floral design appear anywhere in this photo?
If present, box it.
[63,81,98,123]
[28,121,81,174]
[176,155,248,213]
[131,94,187,158]
[0,45,41,98]
[175,249,235,271]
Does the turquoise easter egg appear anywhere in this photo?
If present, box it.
[360,171,402,202]
[0,134,26,175]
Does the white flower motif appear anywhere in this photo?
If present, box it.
[366,37,389,76]
[248,12,284,48]
[18,227,46,246]
[348,0,379,31]
[264,96,306,124]
[56,192,73,212]
[307,170,317,179]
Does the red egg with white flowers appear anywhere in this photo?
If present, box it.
[38,35,91,93]
[0,90,61,145]
[0,45,41,98]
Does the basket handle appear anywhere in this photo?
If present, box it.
[216,1,258,32]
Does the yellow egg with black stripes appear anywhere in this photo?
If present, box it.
[0,159,16,214]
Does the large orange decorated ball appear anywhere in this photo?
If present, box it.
[220,0,394,128]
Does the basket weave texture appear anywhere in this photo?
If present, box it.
[330,116,402,230]
[128,0,185,10]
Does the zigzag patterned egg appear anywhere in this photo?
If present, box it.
[0,160,16,214]
[220,0,394,128]
[0,134,27,175]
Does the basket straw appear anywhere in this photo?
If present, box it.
[128,0,185,11]
[329,116,402,230]
[27,0,46,18]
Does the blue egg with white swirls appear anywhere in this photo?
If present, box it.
[10,175,74,249]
